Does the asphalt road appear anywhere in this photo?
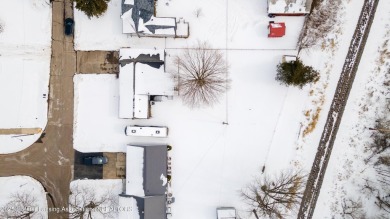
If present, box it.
[0,0,76,218]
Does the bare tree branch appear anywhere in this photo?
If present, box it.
[175,41,230,108]
[241,169,306,218]
[341,198,366,219]
[0,191,43,219]
[69,182,118,219]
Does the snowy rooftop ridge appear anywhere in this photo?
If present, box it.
[121,145,168,219]
[268,0,312,14]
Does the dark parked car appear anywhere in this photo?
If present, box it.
[84,156,108,165]
[64,18,74,35]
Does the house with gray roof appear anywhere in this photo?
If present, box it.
[119,144,168,219]
[121,0,188,38]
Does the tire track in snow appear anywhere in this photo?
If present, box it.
[297,0,380,218]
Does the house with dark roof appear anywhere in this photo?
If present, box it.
[119,145,168,219]
[121,0,188,38]
[267,0,313,16]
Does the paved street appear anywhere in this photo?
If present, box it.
[0,0,76,218]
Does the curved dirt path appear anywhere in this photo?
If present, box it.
[0,0,76,218]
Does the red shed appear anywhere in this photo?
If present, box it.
[268,21,285,37]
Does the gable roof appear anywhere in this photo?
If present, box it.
[119,195,167,219]
[121,0,176,36]
[125,145,167,196]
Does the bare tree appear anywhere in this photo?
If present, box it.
[241,170,306,218]
[375,195,390,213]
[194,8,203,18]
[369,117,390,156]
[0,191,43,219]
[175,41,230,108]
[69,183,118,219]
[298,0,341,50]
[341,198,366,219]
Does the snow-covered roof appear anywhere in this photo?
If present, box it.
[119,61,135,119]
[121,0,176,37]
[135,63,175,96]
[133,95,149,119]
[119,195,167,219]
[268,0,312,14]
[217,207,236,219]
[125,146,145,196]
[119,48,174,119]
[121,145,167,219]
[283,55,297,62]
[125,145,167,196]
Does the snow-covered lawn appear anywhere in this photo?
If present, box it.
[74,0,304,50]
[313,0,390,217]
[0,0,51,153]
[0,176,48,219]
[72,0,382,218]
[74,49,309,218]
[69,179,122,219]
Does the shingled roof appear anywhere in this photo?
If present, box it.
[121,0,176,37]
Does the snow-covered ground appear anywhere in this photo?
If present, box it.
[74,0,304,50]
[72,0,386,218]
[0,176,48,218]
[0,0,51,153]
[69,179,123,218]
[313,0,390,217]
[294,0,365,171]
[73,49,309,218]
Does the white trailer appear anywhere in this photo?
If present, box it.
[125,126,168,137]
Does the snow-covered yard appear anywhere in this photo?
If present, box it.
[74,49,309,218]
[0,0,51,153]
[69,179,123,219]
[71,0,387,218]
[0,176,48,219]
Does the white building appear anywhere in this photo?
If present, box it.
[119,48,175,119]
[267,0,313,16]
[121,0,178,37]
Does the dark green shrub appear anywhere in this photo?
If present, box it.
[275,59,319,89]
[74,0,110,19]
